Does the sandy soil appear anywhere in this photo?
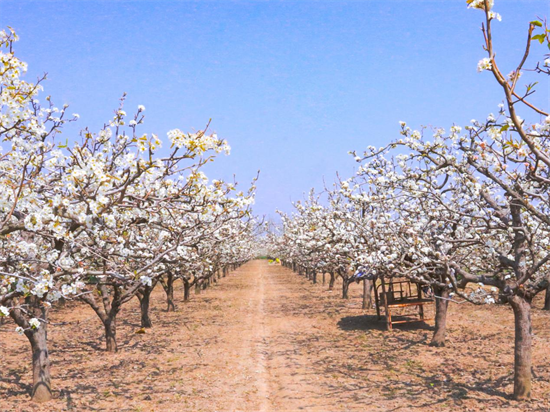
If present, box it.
[1,260,550,411]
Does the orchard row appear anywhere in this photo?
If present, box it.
[0,29,258,402]
[267,1,550,401]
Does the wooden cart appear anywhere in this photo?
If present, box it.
[373,277,434,331]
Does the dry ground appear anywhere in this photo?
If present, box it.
[1,260,550,411]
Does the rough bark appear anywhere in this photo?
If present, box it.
[509,294,533,400]
[11,301,52,403]
[342,279,349,299]
[79,285,122,353]
[183,281,191,301]
[137,287,153,328]
[430,286,450,347]
[160,274,176,312]
[329,272,335,290]
[362,279,373,310]
[544,284,550,310]
[312,272,317,284]
[28,325,51,403]
[10,296,52,403]
[104,315,118,352]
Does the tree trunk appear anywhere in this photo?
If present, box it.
[362,279,373,310]
[79,288,121,353]
[342,279,349,299]
[544,284,550,310]
[11,300,52,402]
[329,272,335,290]
[312,272,317,284]
[430,286,449,347]
[183,281,191,301]
[28,324,52,403]
[104,314,118,353]
[160,274,176,312]
[138,288,153,328]
[322,273,326,285]
[509,295,532,400]
[166,275,175,312]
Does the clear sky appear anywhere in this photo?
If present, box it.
[1,0,549,221]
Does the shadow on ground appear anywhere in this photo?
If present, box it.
[337,314,433,332]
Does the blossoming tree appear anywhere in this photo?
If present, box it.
[268,0,550,400]
[0,28,257,402]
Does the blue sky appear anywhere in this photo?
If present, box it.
[1,1,549,220]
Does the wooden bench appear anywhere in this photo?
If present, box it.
[373,278,434,331]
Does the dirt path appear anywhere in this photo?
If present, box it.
[219,260,337,411]
[182,259,337,411]
[2,260,550,411]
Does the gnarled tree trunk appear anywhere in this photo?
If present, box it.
[11,302,52,403]
[183,280,191,301]
[430,286,449,347]
[28,324,51,403]
[137,287,153,328]
[329,272,335,290]
[79,285,122,353]
[342,279,350,299]
[509,294,533,400]
[543,284,550,310]
[104,315,118,352]
[160,274,176,312]
[362,279,373,310]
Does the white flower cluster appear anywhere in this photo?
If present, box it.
[477,57,492,72]
[167,129,231,156]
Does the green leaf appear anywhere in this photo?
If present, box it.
[526,82,538,92]
[532,34,546,44]
[531,20,543,27]
[500,124,510,132]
